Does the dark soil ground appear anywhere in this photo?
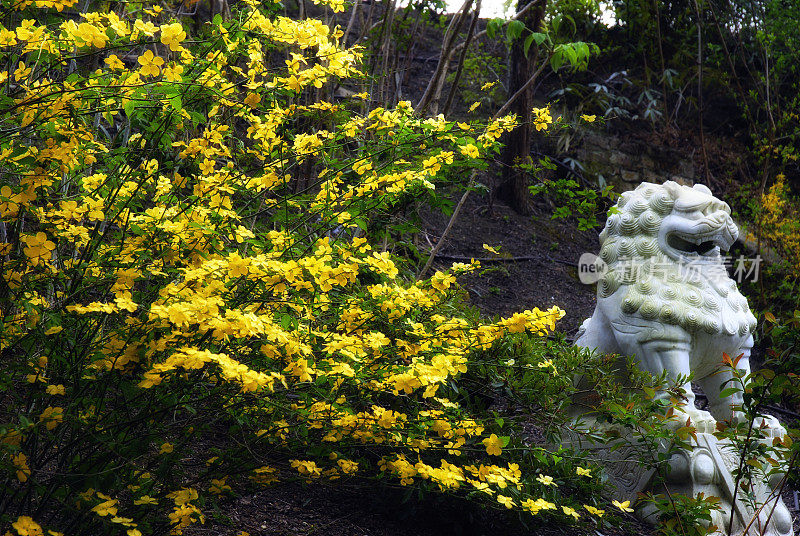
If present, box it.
[187,480,654,536]
[418,184,598,335]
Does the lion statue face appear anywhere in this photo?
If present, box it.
[595,181,756,338]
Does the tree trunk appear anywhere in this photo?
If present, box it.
[496,0,546,215]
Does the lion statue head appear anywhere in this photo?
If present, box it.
[595,181,756,337]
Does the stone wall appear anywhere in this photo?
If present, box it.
[574,130,696,190]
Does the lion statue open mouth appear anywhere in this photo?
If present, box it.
[575,181,777,432]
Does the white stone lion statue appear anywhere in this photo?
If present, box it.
[575,181,770,431]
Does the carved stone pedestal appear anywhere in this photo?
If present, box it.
[563,425,794,536]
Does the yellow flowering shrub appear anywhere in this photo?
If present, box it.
[758,174,800,273]
[0,0,617,534]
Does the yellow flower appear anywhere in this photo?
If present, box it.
[133,495,158,505]
[481,433,503,456]
[293,133,323,155]
[480,81,497,91]
[314,0,345,12]
[114,292,138,313]
[159,442,174,454]
[532,107,553,131]
[538,359,556,371]
[39,406,64,430]
[198,159,215,175]
[337,459,359,474]
[482,244,499,255]
[137,50,164,77]
[353,160,372,175]
[133,19,158,37]
[92,499,119,517]
[584,505,605,517]
[497,495,515,509]
[290,459,321,477]
[536,473,556,486]
[168,487,198,505]
[430,271,455,291]
[46,384,66,395]
[468,101,481,112]
[612,499,634,512]
[244,92,261,107]
[160,22,186,51]
[14,62,32,82]
[521,497,557,514]
[12,516,43,536]
[71,22,107,48]
[12,453,30,482]
[163,64,184,82]
[105,54,125,70]
[209,477,232,494]
[460,143,479,158]
[580,114,596,122]
[562,505,580,520]
[0,28,17,47]
[576,466,591,477]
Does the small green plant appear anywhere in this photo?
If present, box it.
[530,176,613,230]
[643,492,721,536]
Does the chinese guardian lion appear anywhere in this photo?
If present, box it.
[576,181,779,432]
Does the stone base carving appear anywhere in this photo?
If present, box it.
[562,422,794,536]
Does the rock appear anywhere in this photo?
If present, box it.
[609,152,630,166]
[679,159,695,179]
[620,169,640,182]
[669,174,693,186]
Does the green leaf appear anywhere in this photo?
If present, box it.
[523,34,535,58]
[169,95,182,112]
[719,387,740,399]
[563,45,577,67]
[506,20,525,42]
[550,49,564,72]
[486,18,503,40]
[745,458,762,470]
[124,99,136,118]
[280,314,296,330]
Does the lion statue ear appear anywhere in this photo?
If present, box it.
[662,180,682,199]
[693,183,713,195]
